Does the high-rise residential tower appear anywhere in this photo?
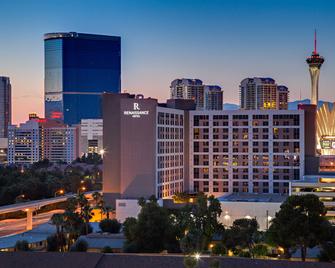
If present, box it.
[306,31,324,105]
[277,86,289,110]
[0,76,11,138]
[170,79,223,110]
[240,77,289,110]
[44,32,121,125]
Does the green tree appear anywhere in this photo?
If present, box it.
[223,219,259,256]
[99,219,121,233]
[266,194,331,261]
[123,197,177,253]
[177,193,224,253]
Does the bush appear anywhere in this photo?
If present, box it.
[209,258,220,268]
[318,242,335,262]
[183,256,198,268]
[15,240,29,251]
[238,251,251,258]
[71,239,88,252]
[99,219,121,233]
[102,246,113,253]
[46,235,58,251]
[251,244,268,258]
[211,243,226,256]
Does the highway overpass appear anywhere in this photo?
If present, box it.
[0,191,99,231]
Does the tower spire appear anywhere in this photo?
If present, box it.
[314,29,317,55]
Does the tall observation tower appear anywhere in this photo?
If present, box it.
[306,30,324,105]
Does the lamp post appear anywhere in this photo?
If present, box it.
[54,189,65,197]
[77,186,86,195]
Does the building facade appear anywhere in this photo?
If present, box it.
[8,118,77,165]
[170,79,223,110]
[0,77,11,138]
[240,77,289,110]
[103,93,305,207]
[8,120,40,165]
[189,110,304,195]
[44,32,121,125]
[78,119,103,156]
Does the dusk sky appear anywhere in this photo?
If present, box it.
[0,0,334,124]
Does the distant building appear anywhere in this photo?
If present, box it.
[240,77,289,110]
[78,119,103,156]
[0,138,8,164]
[204,85,223,110]
[44,32,121,125]
[39,119,77,163]
[8,120,40,166]
[8,117,77,165]
[0,76,11,138]
[277,86,289,110]
[170,79,223,110]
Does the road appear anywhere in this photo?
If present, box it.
[0,209,64,237]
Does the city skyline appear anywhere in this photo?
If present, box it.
[0,0,335,124]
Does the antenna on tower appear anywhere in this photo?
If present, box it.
[314,29,317,55]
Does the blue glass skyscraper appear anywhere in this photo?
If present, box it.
[44,32,121,125]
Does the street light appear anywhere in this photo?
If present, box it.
[77,186,86,194]
[54,189,65,197]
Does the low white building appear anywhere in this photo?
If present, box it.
[218,193,286,230]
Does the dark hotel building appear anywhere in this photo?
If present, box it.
[44,32,121,125]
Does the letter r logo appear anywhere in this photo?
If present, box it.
[134,103,140,110]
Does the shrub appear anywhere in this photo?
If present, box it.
[46,235,58,251]
[238,251,251,258]
[211,243,226,256]
[71,239,88,252]
[99,219,121,233]
[102,246,113,253]
[183,256,198,268]
[209,258,220,268]
[15,240,29,251]
[251,244,268,258]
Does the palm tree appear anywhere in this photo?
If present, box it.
[51,213,65,251]
[103,205,113,219]
[77,193,88,216]
[97,199,105,221]
[92,191,102,207]
[82,204,94,235]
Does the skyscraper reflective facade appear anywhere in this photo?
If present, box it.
[0,76,11,138]
[44,32,121,125]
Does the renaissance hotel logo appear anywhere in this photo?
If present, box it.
[123,103,149,118]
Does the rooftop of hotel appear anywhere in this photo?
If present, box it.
[218,193,287,203]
